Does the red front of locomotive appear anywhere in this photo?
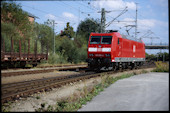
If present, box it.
[87,33,113,58]
[86,32,116,69]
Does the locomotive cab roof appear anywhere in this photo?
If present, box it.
[90,31,144,43]
[105,30,118,33]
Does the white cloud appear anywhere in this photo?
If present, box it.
[91,0,136,10]
[107,17,168,37]
[45,14,56,20]
[150,0,168,7]
[125,1,136,10]
[138,19,156,30]
[62,12,78,20]
[45,14,66,32]
[117,18,167,31]
[44,13,79,32]
[138,19,168,31]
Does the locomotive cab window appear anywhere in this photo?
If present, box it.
[90,36,101,44]
[101,36,112,44]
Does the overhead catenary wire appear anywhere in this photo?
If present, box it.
[58,1,100,26]
[76,1,98,12]
[20,1,162,42]
[21,4,77,24]
[105,7,128,28]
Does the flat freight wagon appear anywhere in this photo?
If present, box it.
[1,37,48,68]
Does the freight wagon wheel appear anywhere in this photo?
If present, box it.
[7,62,14,68]
[10,62,16,68]
[2,62,9,69]
[20,61,26,68]
[32,64,37,67]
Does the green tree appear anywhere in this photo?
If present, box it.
[1,22,22,52]
[56,36,77,63]
[1,1,33,40]
[33,22,53,53]
[76,18,101,42]
[1,1,34,54]
[61,22,75,38]
[156,52,169,61]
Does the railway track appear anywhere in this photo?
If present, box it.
[1,64,87,77]
[1,62,155,104]
[1,71,96,103]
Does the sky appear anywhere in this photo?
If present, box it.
[14,0,169,54]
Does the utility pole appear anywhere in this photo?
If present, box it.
[135,3,138,39]
[44,20,57,54]
[98,8,111,33]
[79,7,80,24]
[52,20,55,54]
[51,20,57,54]
[104,7,128,29]
[98,7,128,33]
[101,8,106,33]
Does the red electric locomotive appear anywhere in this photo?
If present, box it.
[86,30,145,71]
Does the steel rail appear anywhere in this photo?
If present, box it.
[1,71,95,103]
[1,64,87,77]
[1,63,155,103]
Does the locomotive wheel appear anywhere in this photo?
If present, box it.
[88,63,95,71]
[130,63,135,70]
[95,66,101,73]
[134,62,138,69]
[119,64,123,71]
[112,66,117,71]
[122,63,127,70]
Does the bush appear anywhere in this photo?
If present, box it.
[152,61,169,72]
[56,36,87,64]
[47,52,67,64]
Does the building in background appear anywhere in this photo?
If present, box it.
[24,11,39,23]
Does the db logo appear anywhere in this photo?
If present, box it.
[97,48,102,52]
[133,45,136,52]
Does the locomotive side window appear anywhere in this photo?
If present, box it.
[118,38,119,44]
[90,36,101,44]
[101,36,112,44]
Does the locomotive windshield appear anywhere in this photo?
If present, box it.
[90,36,101,44]
[101,36,112,44]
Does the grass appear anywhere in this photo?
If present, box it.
[152,61,169,72]
[35,69,151,112]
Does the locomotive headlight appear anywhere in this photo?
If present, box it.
[89,54,94,56]
[105,54,110,57]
